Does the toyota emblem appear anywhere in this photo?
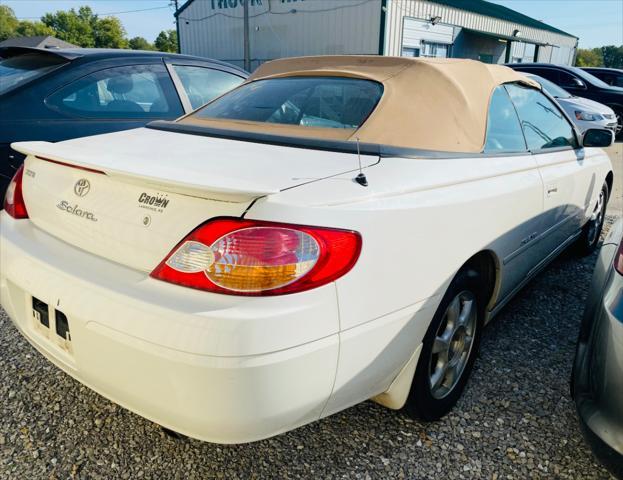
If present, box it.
[74,179,91,197]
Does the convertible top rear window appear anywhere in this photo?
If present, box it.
[190,76,383,130]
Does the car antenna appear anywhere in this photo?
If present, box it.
[354,137,368,187]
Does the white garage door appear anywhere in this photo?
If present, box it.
[402,17,454,58]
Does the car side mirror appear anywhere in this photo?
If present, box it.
[582,128,614,148]
[569,77,586,89]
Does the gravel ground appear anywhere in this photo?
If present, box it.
[1,219,620,480]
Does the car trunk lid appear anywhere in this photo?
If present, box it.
[12,127,378,272]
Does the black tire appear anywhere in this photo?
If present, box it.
[575,181,608,256]
[403,268,485,421]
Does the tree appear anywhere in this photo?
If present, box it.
[0,5,19,41]
[41,6,96,47]
[93,16,127,48]
[154,30,178,53]
[575,48,603,67]
[601,45,623,69]
[41,6,128,49]
[15,21,55,38]
[129,36,155,51]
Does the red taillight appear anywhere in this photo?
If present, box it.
[150,218,362,296]
[3,164,28,219]
[615,239,623,275]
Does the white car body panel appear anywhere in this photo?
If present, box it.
[0,124,613,443]
[535,148,603,250]
[249,152,547,325]
[12,129,378,272]
[15,128,378,201]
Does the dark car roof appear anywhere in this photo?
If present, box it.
[582,67,623,73]
[505,63,574,70]
[0,46,248,75]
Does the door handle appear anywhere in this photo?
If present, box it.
[546,184,558,196]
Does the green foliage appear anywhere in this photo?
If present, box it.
[2,5,178,53]
[154,30,178,53]
[601,45,623,69]
[128,36,155,51]
[575,48,603,67]
[15,21,55,38]
[0,5,63,43]
[0,5,19,41]
[93,17,127,49]
[37,6,128,49]
[41,6,97,47]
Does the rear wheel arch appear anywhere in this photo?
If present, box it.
[461,250,500,312]
[373,250,499,412]
[403,254,497,420]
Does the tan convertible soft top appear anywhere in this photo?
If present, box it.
[182,56,539,153]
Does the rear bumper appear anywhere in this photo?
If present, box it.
[579,417,623,479]
[573,232,623,474]
[0,212,340,443]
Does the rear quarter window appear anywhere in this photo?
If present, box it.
[484,86,527,153]
[46,64,183,119]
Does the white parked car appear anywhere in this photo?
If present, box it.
[524,73,619,134]
[0,56,614,444]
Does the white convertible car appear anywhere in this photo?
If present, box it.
[0,56,614,443]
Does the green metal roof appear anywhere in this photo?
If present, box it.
[428,0,577,38]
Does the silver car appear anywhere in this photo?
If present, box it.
[573,216,623,478]
[525,74,619,135]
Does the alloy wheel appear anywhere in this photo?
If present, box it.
[586,188,606,246]
[429,290,478,400]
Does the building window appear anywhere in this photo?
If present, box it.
[401,47,420,57]
[421,42,450,58]
[478,54,494,64]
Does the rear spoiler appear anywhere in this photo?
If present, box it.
[0,46,83,60]
[11,141,278,202]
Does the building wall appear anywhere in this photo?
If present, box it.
[537,44,575,64]
[383,0,577,64]
[452,30,507,64]
[178,0,382,71]
[510,41,537,63]
[402,17,455,49]
[177,0,578,69]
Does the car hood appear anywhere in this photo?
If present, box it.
[558,96,615,115]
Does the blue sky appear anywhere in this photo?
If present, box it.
[4,0,623,48]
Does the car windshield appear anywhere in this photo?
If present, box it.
[526,74,572,99]
[191,76,383,129]
[568,66,612,89]
[0,53,67,95]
